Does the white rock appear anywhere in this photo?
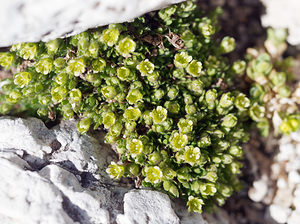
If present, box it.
[277,177,288,188]
[0,0,184,47]
[293,195,300,209]
[260,0,300,45]
[288,211,300,224]
[116,190,180,224]
[39,165,111,224]
[248,175,268,202]
[288,171,300,184]
[277,143,295,161]
[0,157,76,224]
[0,117,207,224]
[269,204,291,224]
[0,117,54,157]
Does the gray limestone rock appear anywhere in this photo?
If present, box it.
[0,0,184,47]
[0,117,207,224]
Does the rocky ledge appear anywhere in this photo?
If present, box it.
[0,117,208,224]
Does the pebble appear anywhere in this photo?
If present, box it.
[287,211,300,224]
[269,204,291,224]
[248,175,268,202]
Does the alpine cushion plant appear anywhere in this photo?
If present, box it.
[0,0,251,213]
[246,28,300,136]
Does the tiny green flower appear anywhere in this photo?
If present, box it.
[128,163,140,176]
[229,146,243,158]
[257,118,270,137]
[183,93,193,105]
[0,103,11,114]
[170,132,188,151]
[109,122,123,137]
[92,58,106,73]
[178,118,193,134]
[163,180,179,197]
[247,54,272,80]
[221,154,233,164]
[88,40,99,58]
[172,69,186,79]
[66,58,86,77]
[46,39,60,54]
[14,72,32,88]
[77,117,92,134]
[278,85,291,98]
[181,29,196,47]
[100,26,120,47]
[37,107,48,117]
[101,85,117,99]
[203,171,218,182]
[222,114,237,128]
[183,146,201,166]
[39,94,51,105]
[0,52,14,70]
[62,105,74,119]
[152,106,168,124]
[270,71,286,87]
[164,101,180,114]
[145,166,163,184]
[116,37,136,57]
[200,183,217,196]
[249,84,265,102]
[125,120,137,132]
[167,87,179,100]
[148,151,162,165]
[126,89,143,104]
[124,107,141,121]
[199,21,215,37]
[249,103,265,122]
[185,104,197,115]
[232,60,246,75]
[54,57,66,70]
[279,116,300,134]
[153,89,165,101]
[174,52,192,68]
[205,89,217,109]
[106,162,125,179]
[19,43,37,60]
[188,79,204,95]
[51,86,67,102]
[117,67,131,81]
[127,139,144,157]
[69,88,82,103]
[186,60,202,77]
[219,92,234,108]
[55,72,68,85]
[187,196,204,213]
[137,59,155,76]
[147,71,160,84]
[220,36,236,54]
[102,112,116,128]
[7,90,22,103]
[197,134,211,148]
[158,5,177,21]
[228,162,242,174]
[35,58,53,75]
[234,93,250,111]
[162,167,177,180]
[142,110,153,126]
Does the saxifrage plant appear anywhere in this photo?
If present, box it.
[0,0,254,213]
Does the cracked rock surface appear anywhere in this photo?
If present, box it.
[0,0,184,47]
[0,117,208,224]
